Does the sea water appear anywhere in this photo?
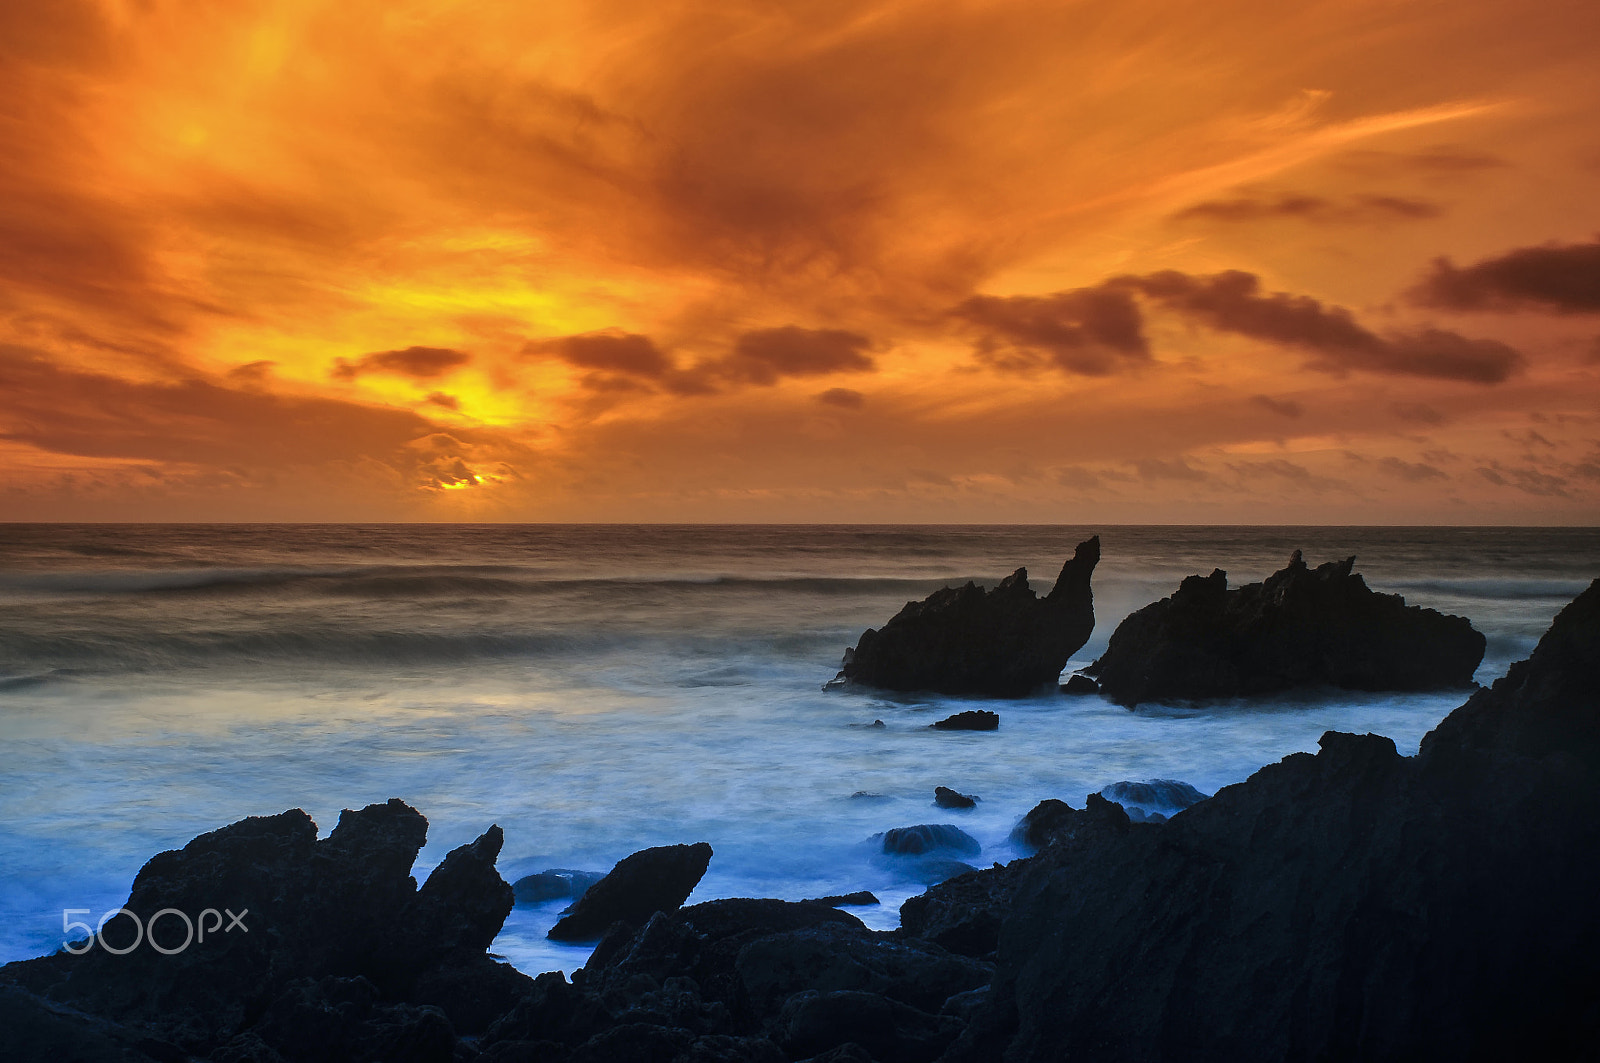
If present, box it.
[1,524,1596,975]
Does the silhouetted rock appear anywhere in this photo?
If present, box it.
[836,537,1100,696]
[1087,551,1486,706]
[947,579,1600,1062]
[930,710,998,731]
[1059,673,1099,695]
[513,869,605,905]
[0,799,525,1060]
[876,824,980,857]
[934,787,977,809]
[547,842,713,942]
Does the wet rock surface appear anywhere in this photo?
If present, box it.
[836,537,1100,696]
[1087,550,1486,706]
[932,787,977,810]
[928,711,997,732]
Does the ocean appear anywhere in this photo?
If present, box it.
[1,524,1596,976]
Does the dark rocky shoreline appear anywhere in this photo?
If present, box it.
[5,578,1598,1062]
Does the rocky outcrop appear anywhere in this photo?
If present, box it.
[547,842,713,942]
[480,899,991,1063]
[1087,550,1486,706]
[930,710,998,731]
[948,578,1600,1062]
[877,824,980,858]
[0,798,521,1059]
[836,536,1100,696]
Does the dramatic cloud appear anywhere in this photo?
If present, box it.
[0,345,445,471]
[1392,402,1447,425]
[954,288,1148,374]
[333,346,471,380]
[1175,193,1440,224]
[1120,270,1523,383]
[540,330,673,378]
[720,327,875,386]
[1411,238,1600,314]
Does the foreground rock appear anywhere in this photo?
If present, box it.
[947,578,1600,1062]
[480,899,993,1063]
[934,786,977,809]
[548,842,713,942]
[0,799,521,1060]
[1088,550,1486,706]
[836,536,1100,696]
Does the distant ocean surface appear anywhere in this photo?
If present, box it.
[2,524,1598,974]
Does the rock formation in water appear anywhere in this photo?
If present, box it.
[836,536,1100,696]
[547,842,713,942]
[940,577,1600,1062]
[934,786,977,809]
[1087,550,1486,706]
[930,710,998,731]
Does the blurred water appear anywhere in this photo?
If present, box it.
[0,524,1595,975]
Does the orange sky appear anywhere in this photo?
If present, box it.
[2,0,1598,522]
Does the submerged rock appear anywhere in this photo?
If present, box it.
[836,536,1100,696]
[934,786,978,809]
[1059,673,1099,695]
[946,579,1600,1062]
[930,710,998,731]
[877,824,981,858]
[1087,550,1486,706]
[1098,779,1208,821]
[547,842,713,942]
[512,867,605,905]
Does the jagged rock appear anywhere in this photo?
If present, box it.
[802,892,880,907]
[547,842,713,942]
[1097,779,1208,821]
[1007,799,1076,852]
[1087,551,1486,706]
[933,787,977,809]
[876,824,980,858]
[513,869,605,905]
[947,579,1600,1063]
[836,537,1100,696]
[929,711,998,731]
[1059,674,1099,695]
[0,799,525,1060]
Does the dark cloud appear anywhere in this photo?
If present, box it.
[953,288,1148,374]
[1250,394,1303,418]
[333,345,471,380]
[1333,145,1509,176]
[425,392,460,410]
[1391,402,1446,425]
[1227,459,1348,492]
[1136,457,1208,482]
[1411,238,1600,314]
[1117,270,1522,383]
[815,387,865,409]
[1380,457,1447,481]
[0,344,442,470]
[542,330,672,377]
[722,326,875,385]
[1174,193,1440,224]
[1476,462,1569,497]
[1056,465,1102,489]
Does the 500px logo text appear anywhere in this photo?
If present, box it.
[63,907,249,955]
